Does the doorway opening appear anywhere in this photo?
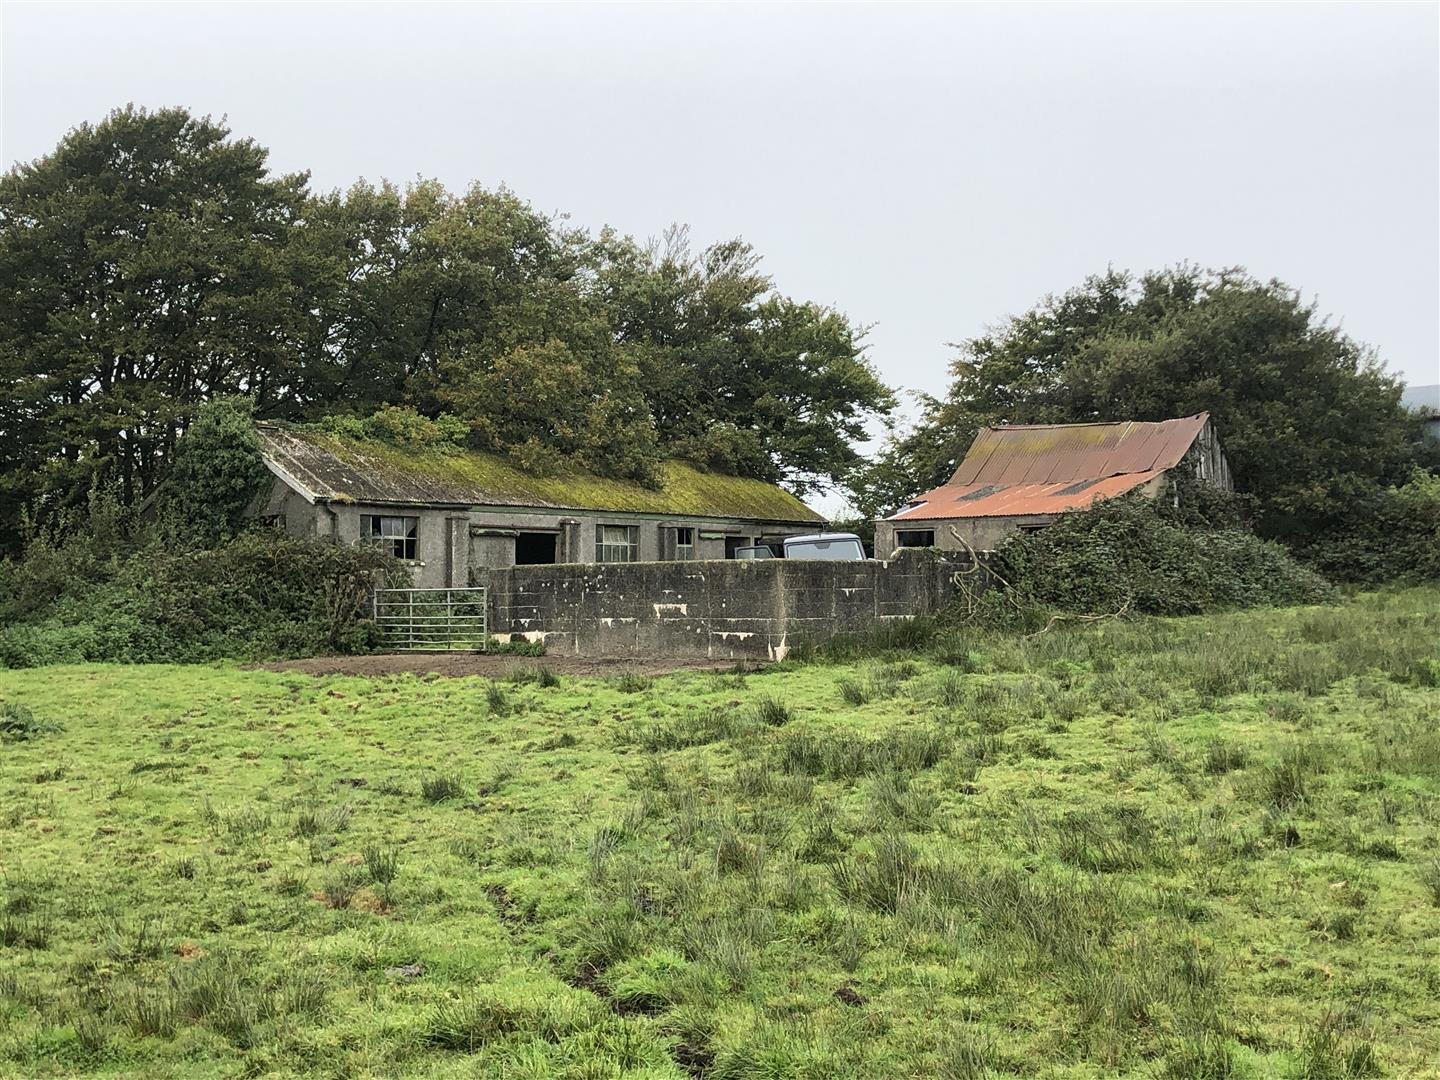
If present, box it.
[516,532,558,565]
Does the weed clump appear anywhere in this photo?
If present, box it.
[753,695,793,727]
[292,801,352,838]
[1296,1007,1383,1079]
[1418,858,1440,907]
[635,709,741,752]
[421,773,466,804]
[0,702,62,741]
[1266,742,1325,810]
[507,664,560,688]
[616,672,652,694]
[1203,740,1249,776]
[363,844,401,904]
[485,681,510,714]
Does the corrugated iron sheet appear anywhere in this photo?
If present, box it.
[887,471,1162,521]
[948,413,1210,486]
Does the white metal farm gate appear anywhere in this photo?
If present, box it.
[372,587,488,652]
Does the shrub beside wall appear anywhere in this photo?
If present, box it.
[0,531,402,668]
[978,496,1336,625]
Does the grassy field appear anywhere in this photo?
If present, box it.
[1,589,1438,1079]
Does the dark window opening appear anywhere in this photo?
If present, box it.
[725,536,756,559]
[674,527,694,560]
[1017,523,1050,535]
[361,514,418,560]
[896,529,935,548]
[733,545,775,560]
[596,524,640,563]
[516,532,557,565]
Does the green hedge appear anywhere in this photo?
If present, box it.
[0,531,403,668]
[1296,470,1440,585]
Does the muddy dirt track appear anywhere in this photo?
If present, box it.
[258,652,754,678]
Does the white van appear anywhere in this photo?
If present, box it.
[780,532,866,561]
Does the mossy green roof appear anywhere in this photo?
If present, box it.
[256,424,822,524]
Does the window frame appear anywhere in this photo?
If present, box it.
[895,529,935,548]
[674,526,695,561]
[595,523,640,563]
[360,514,419,561]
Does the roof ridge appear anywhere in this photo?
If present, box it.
[979,412,1208,433]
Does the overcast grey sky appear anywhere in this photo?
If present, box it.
[4,1,1438,404]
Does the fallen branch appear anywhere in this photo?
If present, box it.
[946,525,1023,619]
[1024,598,1132,638]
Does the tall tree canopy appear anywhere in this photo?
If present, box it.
[0,106,312,547]
[856,267,1421,545]
[0,107,894,552]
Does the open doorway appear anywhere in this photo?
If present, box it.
[515,532,558,565]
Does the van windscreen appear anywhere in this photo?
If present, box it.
[784,538,863,561]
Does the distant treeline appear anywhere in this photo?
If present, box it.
[3,107,1436,577]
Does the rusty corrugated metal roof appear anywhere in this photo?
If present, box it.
[888,472,1162,521]
[949,413,1210,486]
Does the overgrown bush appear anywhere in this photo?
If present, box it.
[317,405,469,453]
[0,530,403,668]
[976,495,1335,625]
[0,702,63,740]
[152,399,274,549]
[1297,470,1440,585]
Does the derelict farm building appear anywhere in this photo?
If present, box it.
[875,412,1231,555]
[252,424,823,589]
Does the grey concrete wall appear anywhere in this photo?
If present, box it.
[482,551,974,661]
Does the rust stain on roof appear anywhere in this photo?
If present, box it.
[889,472,1163,521]
[888,413,1214,523]
[949,413,1210,486]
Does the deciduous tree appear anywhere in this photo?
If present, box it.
[857,267,1419,546]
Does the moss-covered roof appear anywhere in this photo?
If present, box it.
[255,424,822,524]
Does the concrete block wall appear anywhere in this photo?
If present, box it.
[482,551,977,660]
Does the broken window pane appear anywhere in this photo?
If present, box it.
[361,514,418,560]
